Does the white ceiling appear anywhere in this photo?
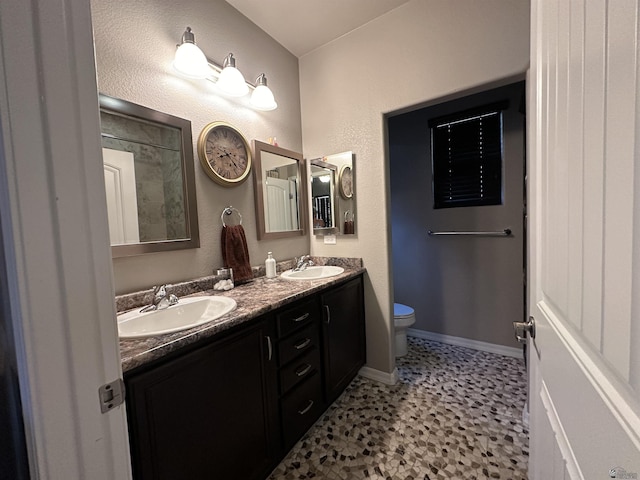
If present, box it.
[225,0,411,57]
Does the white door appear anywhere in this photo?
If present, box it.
[103,148,140,245]
[527,1,640,478]
[0,0,132,478]
[265,176,294,232]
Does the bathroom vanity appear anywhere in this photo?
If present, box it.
[119,263,365,480]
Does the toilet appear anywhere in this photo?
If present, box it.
[394,303,416,357]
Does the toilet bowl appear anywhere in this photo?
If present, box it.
[394,303,416,357]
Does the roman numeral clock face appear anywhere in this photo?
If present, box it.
[197,122,252,186]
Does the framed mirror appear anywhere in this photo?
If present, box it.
[252,140,307,240]
[310,158,338,235]
[99,94,200,257]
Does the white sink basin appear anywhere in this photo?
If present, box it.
[117,295,237,338]
[281,265,344,281]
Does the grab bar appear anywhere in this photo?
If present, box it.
[427,228,512,237]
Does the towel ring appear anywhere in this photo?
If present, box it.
[221,206,242,227]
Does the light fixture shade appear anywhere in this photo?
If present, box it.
[173,27,210,79]
[216,53,249,97]
[250,74,277,111]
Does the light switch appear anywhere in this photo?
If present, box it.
[324,234,337,245]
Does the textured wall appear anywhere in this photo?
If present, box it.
[299,0,530,374]
[91,0,305,294]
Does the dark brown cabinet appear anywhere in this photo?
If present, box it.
[124,274,365,480]
[125,319,279,480]
[274,297,325,449]
[321,276,366,403]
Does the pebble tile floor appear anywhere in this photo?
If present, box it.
[269,337,529,480]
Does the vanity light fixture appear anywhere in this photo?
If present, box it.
[173,27,278,110]
[216,53,249,97]
[250,74,278,111]
[173,27,210,79]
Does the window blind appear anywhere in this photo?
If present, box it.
[430,102,506,209]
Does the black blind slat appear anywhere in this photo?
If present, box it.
[432,108,503,209]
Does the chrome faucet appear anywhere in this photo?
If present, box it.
[293,255,314,272]
[140,284,179,313]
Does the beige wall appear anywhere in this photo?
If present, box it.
[91,0,306,294]
[299,0,530,374]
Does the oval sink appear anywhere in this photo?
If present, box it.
[281,265,344,281]
[117,295,237,338]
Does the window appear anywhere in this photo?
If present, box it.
[430,102,507,209]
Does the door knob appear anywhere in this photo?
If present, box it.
[513,316,535,344]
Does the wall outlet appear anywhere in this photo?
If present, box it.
[323,234,337,245]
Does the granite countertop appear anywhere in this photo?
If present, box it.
[118,258,365,373]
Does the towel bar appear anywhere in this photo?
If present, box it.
[427,228,512,237]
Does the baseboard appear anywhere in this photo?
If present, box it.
[359,365,399,385]
[407,328,523,358]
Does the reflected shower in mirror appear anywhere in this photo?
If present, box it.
[310,158,338,235]
[253,140,307,240]
[99,94,199,257]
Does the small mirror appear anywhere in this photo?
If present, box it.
[99,94,199,257]
[253,140,307,240]
[327,151,356,235]
[310,158,338,235]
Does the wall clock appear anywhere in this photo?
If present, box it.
[197,121,252,186]
[338,165,353,199]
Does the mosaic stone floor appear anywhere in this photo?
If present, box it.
[269,337,529,480]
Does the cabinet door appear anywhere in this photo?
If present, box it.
[125,320,279,480]
[321,276,365,403]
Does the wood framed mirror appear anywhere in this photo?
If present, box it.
[99,94,200,257]
[252,140,307,240]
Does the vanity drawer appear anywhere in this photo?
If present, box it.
[278,322,320,367]
[276,298,320,337]
[281,372,323,448]
[279,347,321,395]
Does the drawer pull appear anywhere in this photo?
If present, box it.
[266,335,273,361]
[298,400,314,415]
[295,363,312,377]
[294,338,311,350]
[293,312,310,323]
[324,305,331,324]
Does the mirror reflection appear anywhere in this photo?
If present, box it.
[261,152,300,232]
[326,151,356,235]
[253,140,307,240]
[99,94,199,257]
[310,159,338,234]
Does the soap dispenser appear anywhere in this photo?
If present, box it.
[265,252,276,278]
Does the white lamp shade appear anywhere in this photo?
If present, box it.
[250,85,277,111]
[173,42,210,79]
[216,66,249,97]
